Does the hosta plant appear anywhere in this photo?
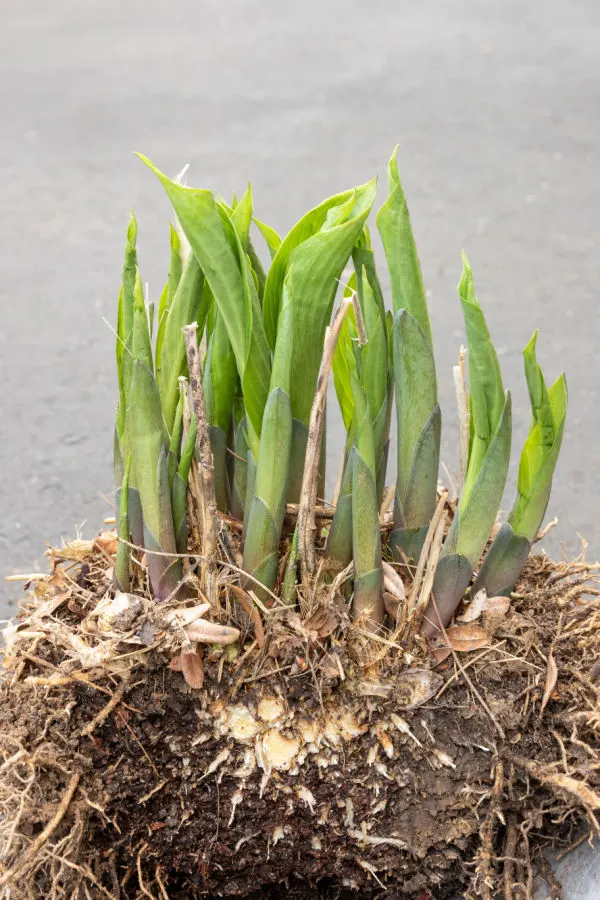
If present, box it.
[113,149,567,652]
[3,148,588,900]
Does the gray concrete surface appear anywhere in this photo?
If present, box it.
[1,0,599,894]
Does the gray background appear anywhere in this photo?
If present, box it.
[3,0,599,610]
[0,0,599,893]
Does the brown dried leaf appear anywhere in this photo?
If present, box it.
[444,624,489,652]
[395,669,444,709]
[483,595,511,617]
[304,604,339,639]
[540,652,558,714]
[430,646,452,666]
[164,604,240,646]
[180,650,204,689]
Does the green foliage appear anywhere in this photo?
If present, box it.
[156,252,206,436]
[110,151,565,644]
[390,309,441,562]
[472,334,567,599]
[242,284,294,595]
[511,334,567,541]
[115,455,132,592]
[139,155,271,458]
[376,148,432,342]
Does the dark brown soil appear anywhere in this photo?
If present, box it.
[0,545,599,899]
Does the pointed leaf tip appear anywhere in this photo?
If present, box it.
[135,153,172,188]
[524,329,539,355]
[458,252,474,293]
[387,146,401,189]
[126,211,138,244]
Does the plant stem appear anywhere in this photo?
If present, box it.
[453,346,469,496]
[298,298,352,579]
[183,323,218,602]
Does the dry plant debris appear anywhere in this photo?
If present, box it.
[0,534,599,899]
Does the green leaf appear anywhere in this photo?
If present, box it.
[240,496,280,596]
[208,425,231,513]
[116,213,138,442]
[422,554,473,637]
[114,422,124,488]
[281,526,299,606]
[178,413,197,484]
[231,185,253,249]
[120,212,138,350]
[472,523,531,598]
[351,376,383,624]
[157,249,207,437]
[167,223,183,304]
[231,416,249,521]
[171,473,189,554]
[332,308,358,432]
[262,179,377,427]
[392,309,440,535]
[401,405,442,527]
[167,389,184,490]
[376,148,432,342]
[242,449,257,536]
[325,446,355,568]
[254,388,293,533]
[523,330,558,442]
[253,216,282,259]
[446,392,512,565]
[459,255,505,505]
[115,455,132,592]
[286,418,310,504]
[204,310,238,433]
[154,282,169,375]
[129,360,177,558]
[131,268,153,373]
[510,372,567,542]
[356,266,388,430]
[139,155,271,454]
[172,417,197,554]
[242,289,294,594]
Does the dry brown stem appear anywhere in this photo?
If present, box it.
[402,490,448,640]
[179,376,203,551]
[453,345,469,495]
[183,323,218,605]
[297,298,352,579]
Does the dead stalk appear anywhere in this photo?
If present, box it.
[179,376,203,551]
[453,346,469,495]
[183,324,219,604]
[286,502,335,520]
[298,298,352,578]
[403,491,448,639]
